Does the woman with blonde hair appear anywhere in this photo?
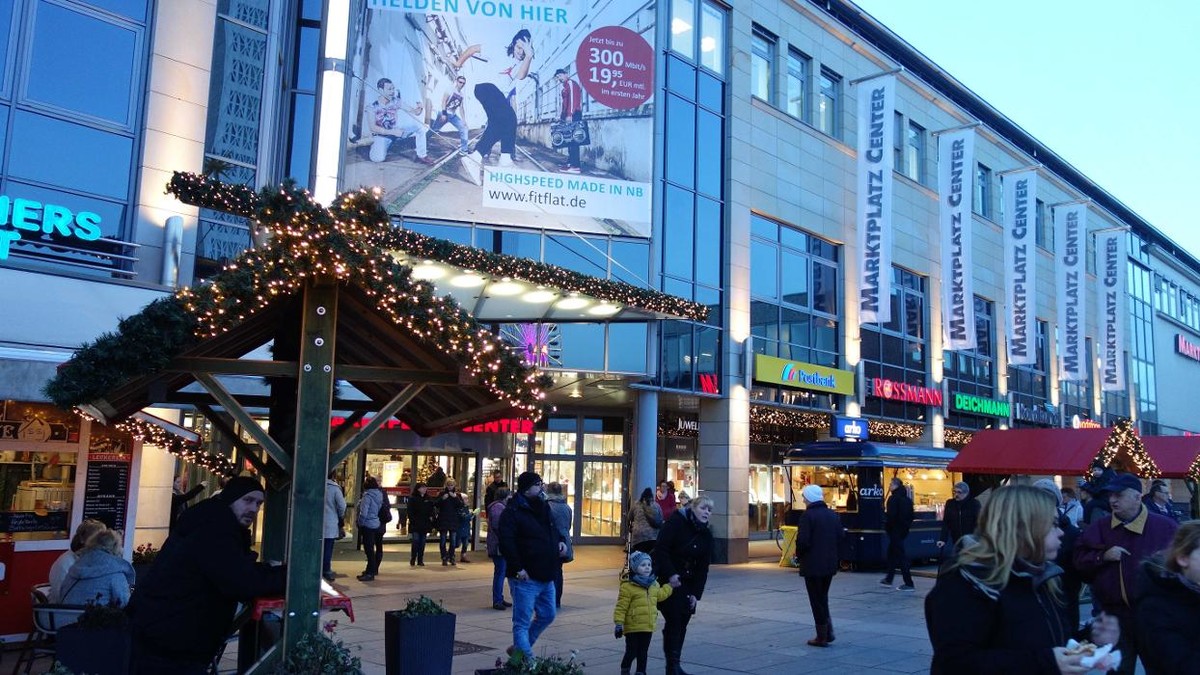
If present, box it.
[925,484,1103,674]
[1135,520,1200,674]
[61,529,135,607]
[48,519,107,602]
[652,494,714,674]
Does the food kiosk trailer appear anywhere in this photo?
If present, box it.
[783,441,959,570]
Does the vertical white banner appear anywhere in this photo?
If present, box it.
[1003,169,1038,364]
[856,74,896,325]
[1056,204,1088,380]
[938,129,976,350]
[1097,230,1127,391]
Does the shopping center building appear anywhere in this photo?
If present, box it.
[3,0,1200,632]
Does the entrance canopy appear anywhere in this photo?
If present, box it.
[1141,436,1200,480]
[785,441,957,468]
[948,423,1161,478]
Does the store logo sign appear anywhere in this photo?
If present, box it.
[676,418,699,432]
[0,196,102,259]
[870,378,943,406]
[1177,334,1200,363]
[950,393,1011,418]
[831,416,868,440]
[1013,402,1059,426]
[753,354,854,395]
[859,484,884,499]
[329,416,533,434]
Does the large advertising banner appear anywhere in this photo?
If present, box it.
[1002,169,1038,365]
[1055,203,1087,381]
[1097,229,1126,391]
[345,0,656,237]
[856,74,896,324]
[938,128,975,351]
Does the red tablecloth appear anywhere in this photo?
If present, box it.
[251,592,354,622]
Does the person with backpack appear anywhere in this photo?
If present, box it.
[356,476,388,581]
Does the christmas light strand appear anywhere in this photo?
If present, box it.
[1093,418,1161,479]
[116,417,238,476]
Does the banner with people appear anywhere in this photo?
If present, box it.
[1096,229,1127,391]
[1002,169,1038,364]
[856,74,896,324]
[1055,202,1087,381]
[344,0,656,237]
[938,127,975,351]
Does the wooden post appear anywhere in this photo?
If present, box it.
[281,278,338,653]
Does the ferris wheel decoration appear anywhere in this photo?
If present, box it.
[500,323,563,368]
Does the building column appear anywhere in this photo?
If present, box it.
[699,394,749,564]
[633,390,659,503]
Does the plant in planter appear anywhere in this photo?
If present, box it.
[477,650,586,675]
[55,600,132,675]
[384,595,455,675]
[273,620,363,674]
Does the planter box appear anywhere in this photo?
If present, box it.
[56,624,132,675]
[384,611,455,675]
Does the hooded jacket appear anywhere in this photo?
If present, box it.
[795,500,843,578]
[356,486,384,529]
[60,548,135,607]
[545,492,574,562]
[497,492,561,582]
[614,578,673,633]
[323,479,346,539]
[127,498,286,665]
[1135,556,1200,675]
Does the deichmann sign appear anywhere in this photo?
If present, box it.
[869,377,943,406]
[1178,334,1200,363]
[0,196,102,260]
[949,392,1010,418]
[753,354,855,395]
[346,0,655,238]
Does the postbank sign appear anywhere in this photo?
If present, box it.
[753,354,854,395]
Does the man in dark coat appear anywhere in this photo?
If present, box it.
[795,484,844,647]
[498,471,566,659]
[129,476,286,674]
[484,470,508,508]
[169,474,206,533]
[653,495,714,675]
[880,477,915,590]
[936,481,980,556]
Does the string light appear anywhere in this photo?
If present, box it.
[943,429,975,448]
[1093,418,1161,479]
[116,417,238,476]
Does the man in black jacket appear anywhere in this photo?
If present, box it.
[881,477,915,590]
[498,471,566,660]
[936,481,980,557]
[795,484,844,647]
[129,476,286,674]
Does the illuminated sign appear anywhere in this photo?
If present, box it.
[0,196,102,259]
[753,354,854,395]
[1013,402,1059,426]
[1177,334,1200,363]
[869,378,943,406]
[329,416,533,434]
[1071,414,1102,429]
[950,393,1010,418]
[831,416,868,440]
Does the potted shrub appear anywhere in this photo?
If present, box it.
[385,595,455,675]
[131,542,159,585]
[273,620,362,674]
[476,650,586,675]
[55,600,132,675]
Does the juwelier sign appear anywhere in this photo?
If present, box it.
[753,354,854,395]
[0,196,102,259]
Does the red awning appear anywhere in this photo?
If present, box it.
[1142,436,1200,479]
[949,427,1117,475]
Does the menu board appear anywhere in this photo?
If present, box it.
[82,452,131,530]
[0,510,69,533]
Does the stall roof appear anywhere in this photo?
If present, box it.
[1141,436,1200,480]
[949,427,1118,475]
[785,441,958,468]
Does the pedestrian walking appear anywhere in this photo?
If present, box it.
[795,484,844,647]
[936,481,980,557]
[487,487,512,610]
[435,479,464,566]
[629,487,664,554]
[323,471,346,581]
[407,482,433,566]
[652,494,714,675]
[614,550,677,675]
[498,471,567,659]
[1135,520,1200,675]
[880,477,915,590]
[1033,478,1084,632]
[356,476,386,581]
[545,481,574,607]
[925,485,1120,674]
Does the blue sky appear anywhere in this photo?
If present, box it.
[851,0,1200,255]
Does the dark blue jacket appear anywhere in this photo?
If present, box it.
[795,501,843,578]
[497,493,561,582]
[886,488,914,538]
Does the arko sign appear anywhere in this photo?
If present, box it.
[831,416,868,440]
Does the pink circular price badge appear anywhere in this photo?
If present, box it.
[575,26,654,110]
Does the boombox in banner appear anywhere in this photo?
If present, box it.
[344,0,656,238]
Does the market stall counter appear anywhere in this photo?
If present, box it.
[783,441,960,571]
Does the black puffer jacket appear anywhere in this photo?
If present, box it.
[128,499,286,665]
[886,488,914,538]
[1135,556,1200,675]
[938,497,980,546]
[795,501,843,578]
[407,493,433,533]
[925,559,1070,674]
[497,493,561,582]
[434,490,464,531]
[652,507,714,600]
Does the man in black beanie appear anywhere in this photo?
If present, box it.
[498,470,567,659]
[129,475,287,674]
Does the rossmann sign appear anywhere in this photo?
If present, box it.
[753,354,854,395]
[869,377,943,406]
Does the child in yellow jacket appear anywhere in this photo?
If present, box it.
[614,551,678,675]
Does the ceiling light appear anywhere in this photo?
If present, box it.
[568,391,583,398]
[489,279,526,296]
[587,303,621,316]
[522,289,557,303]
[449,273,486,288]
[556,296,591,310]
[410,261,445,280]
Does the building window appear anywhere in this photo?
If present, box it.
[1008,320,1049,427]
[817,67,840,138]
[670,0,696,60]
[785,48,809,121]
[1035,198,1052,250]
[973,163,992,218]
[750,27,774,103]
[861,268,928,423]
[905,121,925,183]
[672,0,725,76]
[943,298,995,430]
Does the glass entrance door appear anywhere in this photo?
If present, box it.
[532,415,626,542]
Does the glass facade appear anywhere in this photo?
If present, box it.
[1128,236,1157,434]
[1008,320,1050,428]
[943,297,995,430]
[861,268,929,423]
[531,416,625,540]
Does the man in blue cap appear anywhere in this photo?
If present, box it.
[1074,472,1178,674]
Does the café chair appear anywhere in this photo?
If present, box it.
[11,584,86,675]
